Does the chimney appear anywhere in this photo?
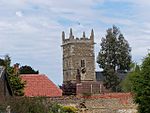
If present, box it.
[13,63,19,76]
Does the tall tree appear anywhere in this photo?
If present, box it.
[4,54,11,69]
[0,55,25,96]
[0,55,11,68]
[97,26,131,91]
[132,53,150,113]
[117,34,131,71]
[19,65,39,74]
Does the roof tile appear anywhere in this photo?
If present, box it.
[21,74,62,97]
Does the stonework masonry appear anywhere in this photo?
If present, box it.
[48,93,137,113]
[62,28,95,83]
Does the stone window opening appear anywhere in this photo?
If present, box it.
[81,59,86,67]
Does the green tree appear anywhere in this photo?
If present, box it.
[4,55,11,69]
[97,26,131,91]
[103,66,120,91]
[0,55,11,68]
[0,55,25,96]
[8,74,25,96]
[121,63,140,92]
[132,54,150,113]
[61,81,76,95]
[117,34,131,70]
[19,65,39,74]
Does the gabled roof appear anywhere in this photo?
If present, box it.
[21,74,62,97]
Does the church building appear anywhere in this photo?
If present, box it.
[61,29,106,95]
[62,28,95,83]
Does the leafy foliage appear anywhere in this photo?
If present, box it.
[0,97,78,113]
[103,66,120,91]
[0,59,5,66]
[0,55,11,68]
[10,97,48,113]
[117,34,131,70]
[0,55,25,96]
[63,106,78,113]
[8,75,25,96]
[131,54,150,113]
[121,63,140,92]
[97,26,131,91]
[48,103,64,113]
[19,65,39,74]
[61,81,76,95]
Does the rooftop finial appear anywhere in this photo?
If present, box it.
[62,31,65,41]
[91,29,94,37]
[83,32,86,38]
[69,28,73,39]
[90,29,94,42]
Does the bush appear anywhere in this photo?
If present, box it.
[1,97,79,113]
[0,105,6,113]
[61,81,76,95]
[8,97,48,113]
[132,54,150,113]
[48,103,64,113]
[63,106,78,113]
[121,64,140,92]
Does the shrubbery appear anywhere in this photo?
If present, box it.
[122,54,150,113]
[0,97,78,113]
[63,106,78,113]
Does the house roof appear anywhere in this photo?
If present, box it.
[21,74,62,97]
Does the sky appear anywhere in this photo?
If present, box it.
[0,0,150,85]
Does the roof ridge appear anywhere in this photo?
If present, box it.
[20,74,46,76]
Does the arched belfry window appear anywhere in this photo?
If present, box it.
[81,59,86,67]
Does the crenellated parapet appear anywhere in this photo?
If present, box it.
[62,28,94,45]
[62,28,96,83]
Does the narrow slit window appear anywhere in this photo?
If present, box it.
[81,60,85,67]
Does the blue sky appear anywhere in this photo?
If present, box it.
[0,0,150,85]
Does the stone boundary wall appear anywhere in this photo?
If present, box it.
[0,93,137,113]
[48,93,137,113]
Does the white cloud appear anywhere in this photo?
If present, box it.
[0,0,150,84]
[16,11,23,17]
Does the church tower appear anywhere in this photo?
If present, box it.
[61,28,95,83]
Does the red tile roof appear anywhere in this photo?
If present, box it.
[21,74,62,97]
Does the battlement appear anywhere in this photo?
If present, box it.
[62,28,94,45]
[62,28,95,83]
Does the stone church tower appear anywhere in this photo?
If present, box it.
[61,28,95,83]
